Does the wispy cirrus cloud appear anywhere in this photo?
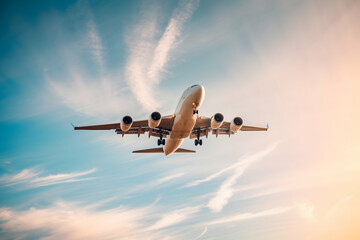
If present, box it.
[181,157,250,189]
[207,143,278,212]
[205,206,290,225]
[0,168,39,187]
[47,72,128,119]
[0,168,96,189]
[0,201,152,240]
[147,0,199,84]
[86,14,105,73]
[294,202,317,223]
[125,0,199,111]
[155,172,185,185]
[147,205,202,231]
[46,2,131,120]
[194,227,207,240]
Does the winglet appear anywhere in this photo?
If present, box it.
[71,123,75,130]
[267,123,269,129]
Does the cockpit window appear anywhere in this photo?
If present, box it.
[191,84,199,88]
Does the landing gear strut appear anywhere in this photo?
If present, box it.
[157,129,166,146]
[194,128,202,146]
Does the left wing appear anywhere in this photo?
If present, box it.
[190,116,268,139]
[74,115,175,138]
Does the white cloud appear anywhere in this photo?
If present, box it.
[86,15,105,73]
[147,0,199,84]
[0,201,152,240]
[124,8,159,111]
[194,227,207,240]
[0,168,39,187]
[0,168,96,189]
[30,168,96,188]
[125,0,199,111]
[207,143,278,212]
[326,195,352,218]
[45,2,132,120]
[155,172,185,185]
[147,205,202,231]
[47,72,129,120]
[206,207,290,225]
[294,202,318,223]
[207,165,247,213]
[182,157,249,188]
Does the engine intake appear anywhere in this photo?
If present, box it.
[211,113,224,129]
[148,111,162,128]
[230,117,243,132]
[121,116,133,132]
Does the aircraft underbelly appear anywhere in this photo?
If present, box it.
[170,112,196,139]
[164,86,203,155]
[165,108,196,155]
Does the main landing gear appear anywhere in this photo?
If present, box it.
[193,109,198,114]
[194,128,202,146]
[157,129,166,146]
[195,139,202,146]
[157,139,165,146]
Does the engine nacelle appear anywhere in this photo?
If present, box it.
[230,117,243,132]
[210,113,224,129]
[121,116,133,132]
[148,111,161,128]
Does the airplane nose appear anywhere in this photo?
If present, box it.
[194,85,205,106]
[195,85,205,95]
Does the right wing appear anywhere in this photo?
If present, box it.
[191,116,268,138]
[74,115,175,138]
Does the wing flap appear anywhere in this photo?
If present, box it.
[74,123,120,130]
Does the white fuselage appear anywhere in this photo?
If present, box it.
[164,85,205,155]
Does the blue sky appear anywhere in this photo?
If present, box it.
[1,0,360,239]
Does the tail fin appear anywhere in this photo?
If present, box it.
[132,148,195,153]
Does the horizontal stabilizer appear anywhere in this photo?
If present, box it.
[132,148,195,153]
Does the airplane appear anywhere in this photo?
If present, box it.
[74,84,268,156]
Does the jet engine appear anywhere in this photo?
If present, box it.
[121,116,133,132]
[148,111,162,128]
[230,117,243,132]
[210,113,224,129]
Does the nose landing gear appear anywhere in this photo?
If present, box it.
[192,103,199,115]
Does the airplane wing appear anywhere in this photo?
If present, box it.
[74,115,175,138]
[190,116,268,139]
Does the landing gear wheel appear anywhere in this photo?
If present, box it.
[162,139,165,145]
[199,139,202,146]
[193,110,198,115]
[157,139,161,146]
[195,139,198,146]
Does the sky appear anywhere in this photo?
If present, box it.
[0,0,360,239]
